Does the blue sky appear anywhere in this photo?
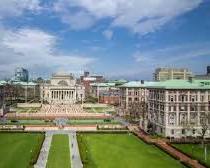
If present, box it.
[0,0,210,80]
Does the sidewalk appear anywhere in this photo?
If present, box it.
[69,131,83,168]
[131,128,206,168]
[34,132,52,168]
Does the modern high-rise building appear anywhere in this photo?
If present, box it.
[14,67,29,82]
[153,68,192,81]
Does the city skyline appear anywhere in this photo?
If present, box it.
[0,0,210,80]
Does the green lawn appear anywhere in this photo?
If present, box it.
[78,133,185,168]
[15,107,40,113]
[67,119,120,125]
[84,107,115,113]
[47,134,71,168]
[0,133,44,168]
[173,144,210,167]
[0,120,53,125]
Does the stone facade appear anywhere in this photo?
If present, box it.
[118,81,152,116]
[146,80,210,138]
[40,73,85,104]
[154,68,192,81]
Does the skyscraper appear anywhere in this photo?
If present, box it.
[14,67,29,82]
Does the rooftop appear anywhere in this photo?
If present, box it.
[119,81,156,88]
[147,79,210,90]
[90,82,116,87]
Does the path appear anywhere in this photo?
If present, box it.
[115,116,206,168]
[114,116,130,126]
[34,132,52,168]
[69,131,83,168]
[35,130,83,168]
[131,128,206,168]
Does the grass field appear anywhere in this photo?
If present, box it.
[47,134,71,168]
[84,107,115,113]
[0,120,54,125]
[67,119,120,125]
[173,144,210,167]
[0,133,44,168]
[15,107,40,113]
[78,133,185,168]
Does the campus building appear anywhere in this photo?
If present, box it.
[90,82,120,105]
[154,68,192,81]
[80,71,105,95]
[145,79,210,138]
[40,73,85,104]
[118,81,154,117]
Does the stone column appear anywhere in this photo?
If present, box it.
[187,91,190,123]
[176,91,179,126]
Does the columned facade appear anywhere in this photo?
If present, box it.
[40,73,85,104]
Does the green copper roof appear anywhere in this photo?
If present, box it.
[147,79,210,90]
[119,81,156,88]
[90,82,116,87]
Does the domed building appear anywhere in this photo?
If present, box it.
[40,73,85,104]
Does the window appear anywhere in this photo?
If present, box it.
[201,95,205,102]
[182,129,185,135]
[128,97,132,101]
[201,106,206,111]
[181,95,185,102]
[171,129,174,135]
[192,129,196,134]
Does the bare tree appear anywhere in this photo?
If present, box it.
[199,112,210,162]
[199,112,210,145]
[128,101,148,126]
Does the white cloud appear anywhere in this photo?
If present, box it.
[102,30,113,40]
[0,0,41,19]
[61,11,95,30]
[53,0,203,34]
[134,42,210,64]
[0,27,96,78]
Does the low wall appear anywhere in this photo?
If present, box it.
[83,103,108,108]
[25,125,97,131]
[17,103,41,108]
[6,113,112,120]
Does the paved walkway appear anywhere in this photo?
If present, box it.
[34,132,52,168]
[69,131,83,168]
[114,116,130,126]
[34,130,83,168]
[131,128,206,168]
